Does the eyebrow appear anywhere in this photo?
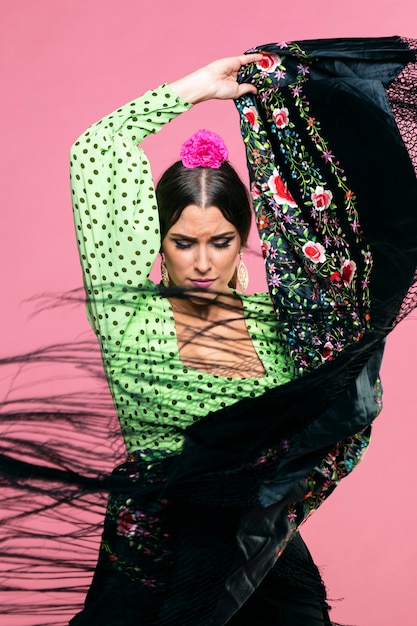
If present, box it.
[168,231,236,241]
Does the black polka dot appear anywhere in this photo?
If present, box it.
[70,84,294,454]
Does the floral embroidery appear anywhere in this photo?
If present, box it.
[272,107,290,128]
[268,168,297,207]
[236,42,374,373]
[251,181,261,198]
[261,239,271,259]
[322,341,333,360]
[100,451,173,589]
[302,241,326,264]
[256,52,281,73]
[341,259,357,285]
[251,414,376,542]
[287,508,298,525]
[257,213,269,229]
[306,424,372,508]
[311,186,333,211]
[242,105,260,132]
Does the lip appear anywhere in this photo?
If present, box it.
[190,279,216,289]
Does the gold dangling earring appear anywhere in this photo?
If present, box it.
[237,250,249,292]
[160,255,170,287]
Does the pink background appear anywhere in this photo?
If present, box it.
[2,1,417,624]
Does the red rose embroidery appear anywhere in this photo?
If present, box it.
[341,259,357,285]
[311,186,333,211]
[261,240,271,259]
[251,181,261,199]
[322,341,333,360]
[256,53,281,73]
[117,508,137,538]
[272,107,289,129]
[268,169,297,207]
[242,106,259,132]
[302,241,326,263]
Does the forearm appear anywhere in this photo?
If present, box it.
[71,83,191,155]
[70,84,192,334]
[168,53,263,104]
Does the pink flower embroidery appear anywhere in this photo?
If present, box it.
[268,169,297,207]
[180,129,228,169]
[311,186,333,211]
[272,107,289,129]
[242,106,260,132]
[302,241,326,263]
[256,53,281,72]
[341,259,357,285]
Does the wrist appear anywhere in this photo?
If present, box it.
[168,69,213,105]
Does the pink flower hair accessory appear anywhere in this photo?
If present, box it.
[180,129,229,169]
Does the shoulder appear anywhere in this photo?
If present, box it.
[240,292,277,330]
[240,291,273,311]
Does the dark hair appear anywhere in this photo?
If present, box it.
[155,161,252,247]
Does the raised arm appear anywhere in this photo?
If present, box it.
[70,84,192,335]
[169,54,262,103]
[70,54,262,338]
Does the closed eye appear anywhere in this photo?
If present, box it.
[173,240,193,249]
[212,238,234,248]
[170,232,237,250]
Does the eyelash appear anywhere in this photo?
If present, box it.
[174,239,233,250]
[173,241,192,249]
[213,241,232,248]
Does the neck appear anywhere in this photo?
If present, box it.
[169,290,241,322]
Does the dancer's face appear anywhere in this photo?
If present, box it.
[161,204,241,301]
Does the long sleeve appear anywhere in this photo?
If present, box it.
[69,86,294,456]
[70,84,192,337]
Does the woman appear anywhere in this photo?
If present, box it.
[68,53,342,624]
[0,37,416,625]
[67,37,416,624]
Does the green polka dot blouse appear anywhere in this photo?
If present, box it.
[70,84,295,455]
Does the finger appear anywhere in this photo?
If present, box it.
[238,53,263,66]
[236,83,258,98]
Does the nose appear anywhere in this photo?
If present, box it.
[194,245,212,274]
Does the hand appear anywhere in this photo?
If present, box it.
[169,53,263,105]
